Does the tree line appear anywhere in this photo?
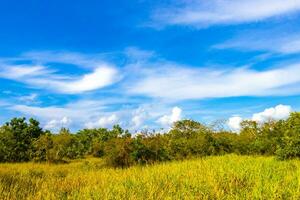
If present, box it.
[1,112,300,167]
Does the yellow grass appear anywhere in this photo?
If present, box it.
[1,155,300,200]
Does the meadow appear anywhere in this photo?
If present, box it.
[1,155,300,200]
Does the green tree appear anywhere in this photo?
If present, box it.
[32,132,54,162]
[276,112,300,159]
[0,118,44,162]
[237,120,259,154]
[168,120,214,159]
[104,137,134,168]
[131,133,171,164]
[0,126,14,162]
[58,128,84,159]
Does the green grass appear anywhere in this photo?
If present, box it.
[1,155,300,199]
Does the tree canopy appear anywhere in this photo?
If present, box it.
[0,113,300,166]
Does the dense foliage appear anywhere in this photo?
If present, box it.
[1,112,300,167]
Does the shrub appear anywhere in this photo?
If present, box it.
[104,137,134,168]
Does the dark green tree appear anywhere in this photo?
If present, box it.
[0,118,44,162]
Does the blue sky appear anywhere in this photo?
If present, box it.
[1,0,300,132]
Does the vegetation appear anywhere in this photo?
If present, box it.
[1,113,300,199]
[1,112,300,167]
[1,155,300,199]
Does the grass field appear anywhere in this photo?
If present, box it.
[1,155,300,200]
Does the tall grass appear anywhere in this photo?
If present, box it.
[1,155,300,199]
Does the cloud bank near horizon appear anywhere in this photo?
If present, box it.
[0,48,300,131]
[228,104,293,132]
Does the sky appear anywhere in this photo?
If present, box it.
[1,0,300,132]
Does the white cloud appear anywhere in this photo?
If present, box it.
[158,106,182,127]
[127,63,300,100]
[98,114,118,127]
[252,104,292,123]
[85,114,119,129]
[227,116,243,132]
[9,100,106,122]
[11,105,76,119]
[0,64,119,94]
[56,66,119,93]
[2,49,299,132]
[125,47,155,62]
[215,29,300,54]
[0,50,122,94]
[0,65,51,79]
[18,93,38,102]
[152,0,300,28]
[0,100,10,107]
[9,99,129,130]
[129,106,160,132]
[20,51,107,69]
[132,115,144,128]
[131,108,147,128]
[44,117,72,132]
[228,104,292,131]
[8,99,166,131]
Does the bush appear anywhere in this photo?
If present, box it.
[32,133,54,162]
[104,137,134,168]
[131,134,171,164]
[276,137,300,160]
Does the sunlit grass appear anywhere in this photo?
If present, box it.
[1,155,300,199]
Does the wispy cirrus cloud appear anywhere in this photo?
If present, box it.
[18,93,38,101]
[214,29,300,54]
[20,51,114,69]
[0,65,51,79]
[151,0,300,28]
[0,64,120,94]
[125,62,300,100]
[11,104,92,120]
